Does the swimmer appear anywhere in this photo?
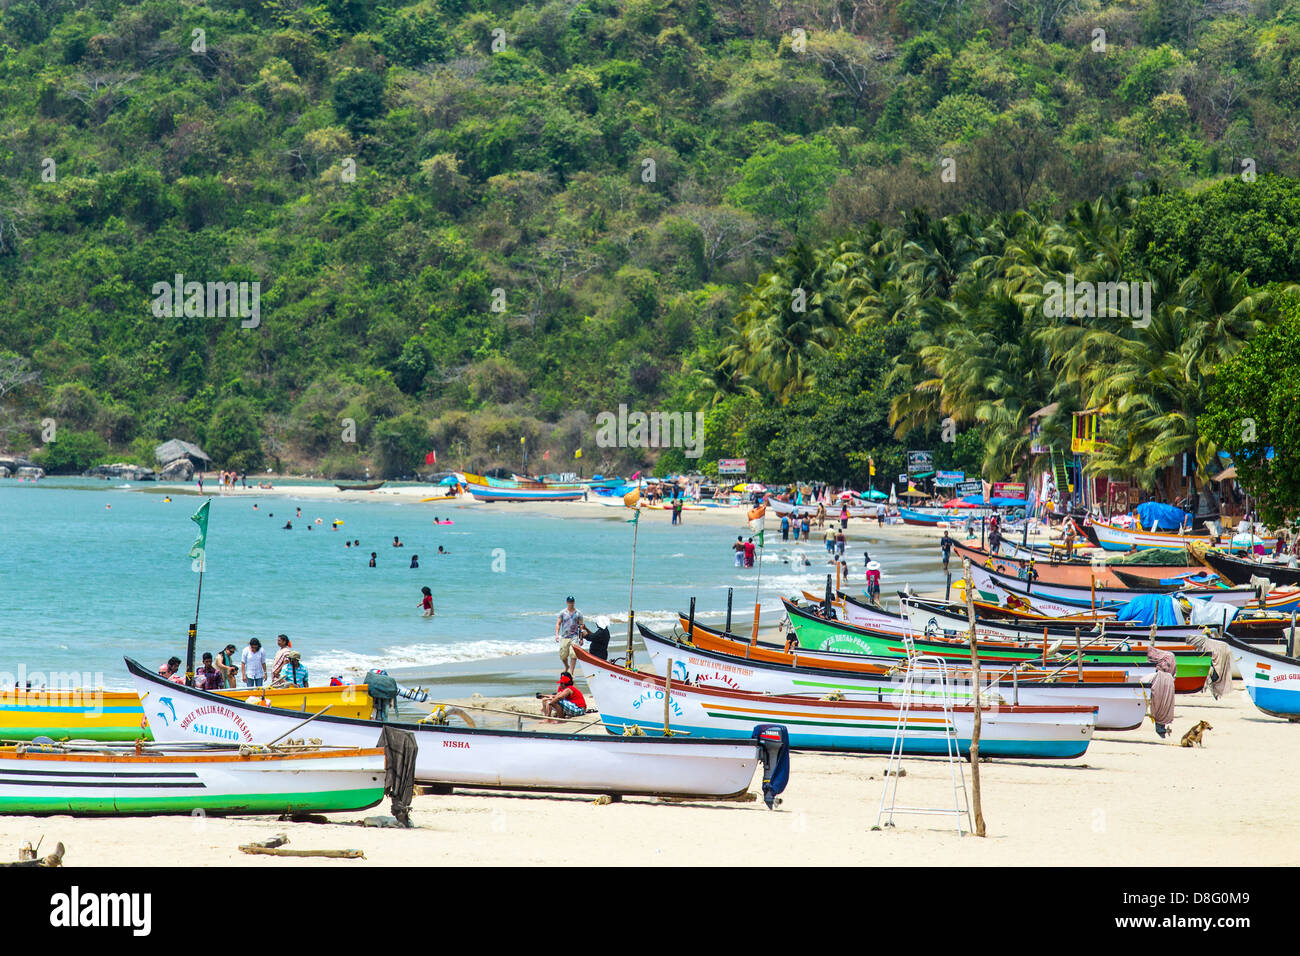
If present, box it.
[419,586,435,617]
[283,521,292,530]
[437,545,448,555]
[392,535,404,547]
[163,496,172,503]
[410,554,419,568]
[369,552,376,567]
[346,541,352,548]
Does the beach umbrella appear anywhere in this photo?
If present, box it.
[888,483,897,505]
[865,489,888,500]
[838,490,859,499]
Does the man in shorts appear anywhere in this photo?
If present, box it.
[541,671,587,719]
[555,596,584,671]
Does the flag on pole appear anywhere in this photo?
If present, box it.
[574,448,582,459]
[543,450,550,461]
[189,500,210,565]
[626,510,639,524]
[755,529,765,547]
[425,450,437,465]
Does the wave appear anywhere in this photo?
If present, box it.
[309,636,559,679]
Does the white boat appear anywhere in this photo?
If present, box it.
[766,498,875,519]
[575,649,1097,759]
[127,658,764,799]
[638,625,1148,731]
[0,743,385,816]
[1086,520,1276,553]
[1225,636,1300,720]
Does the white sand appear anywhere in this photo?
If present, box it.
[2,682,1290,866]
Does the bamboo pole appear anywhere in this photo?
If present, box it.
[663,658,673,736]
[626,509,640,667]
[1290,612,1296,659]
[1075,626,1083,682]
[961,559,986,837]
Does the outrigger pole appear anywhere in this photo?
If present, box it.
[186,499,212,687]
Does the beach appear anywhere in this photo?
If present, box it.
[1,681,1287,866]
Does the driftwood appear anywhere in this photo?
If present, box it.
[239,846,364,859]
[1,841,65,867]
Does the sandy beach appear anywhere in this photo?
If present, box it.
[1,681,1289,867]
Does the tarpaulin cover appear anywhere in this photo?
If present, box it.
[1133,502,1190,531]
[1113,593,1182,626]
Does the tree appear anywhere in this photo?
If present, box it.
[1200,298,1300,524]
[727,140,839,235]
[206,398,264,472]
[35,430,107,474]
[332,69,386,133]
[372,412,430,477]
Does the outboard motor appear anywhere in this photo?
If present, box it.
[751,723,790,810]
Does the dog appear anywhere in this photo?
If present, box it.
[1179,720,1213,748]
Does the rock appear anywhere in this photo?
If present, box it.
[361,815,403,828]
[0,456,36,472]
[0,466,9,478]
[15,466,44,479]
[86,463,155,481]
[159,458,194,480]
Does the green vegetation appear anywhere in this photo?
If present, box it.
[0,0,1297,484]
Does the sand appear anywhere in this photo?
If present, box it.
[2,683,1291,867]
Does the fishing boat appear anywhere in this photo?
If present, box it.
[575,648,1096,759]
[952,541,1205,588]
[1082,520,1275,553]
[638,625,1149,731]
[967,562,1261,610]
[459,473,586,502]
[334,481,386,491]
[678,614,1155,684]
[1225,636,1300,720]
[127,659,766,799]
[1202,550,1300,587]
[0,743,385,816]
[765,498,874,519]
[781,600,1211,692]
[895,596,1198,643]
[0,683,373,742]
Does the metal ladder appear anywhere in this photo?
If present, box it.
[875,626,973,835]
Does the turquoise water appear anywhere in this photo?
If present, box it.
[0,479,943,693]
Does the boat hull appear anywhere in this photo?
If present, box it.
[127,659,760,798]
[577,649,1095,759]
[1225,637,1300,720]
[0,747,385,816]
[0,684,373,742]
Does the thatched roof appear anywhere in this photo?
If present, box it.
[155,439,211,464]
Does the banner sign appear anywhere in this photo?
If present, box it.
[935,470,964,484]
[717,459,747,475]
[907,450,935,478]
[956,480,983,496]
[993,481,1027,499]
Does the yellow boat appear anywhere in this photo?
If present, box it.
[0,684,373,741]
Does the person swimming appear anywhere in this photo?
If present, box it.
[392,535,404,547]
[369,552,376,567]
[419,586,434,617]
[283,521,293,530]
[410,554,419,568]
[346,541,352,548]
[437,545,448,555]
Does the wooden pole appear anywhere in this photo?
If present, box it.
[1290,612,1296,659]
[1090,573,1096,617]
[663,658,673,736]
[961,559,986,837]
[1075,626,1083,682]
[725,587,733,634]
[626,510,640,668]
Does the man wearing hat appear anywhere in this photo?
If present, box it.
[865,560,882,605]
[274,651,309,688]
[555,596,584,672]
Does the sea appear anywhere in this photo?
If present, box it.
[0,478,946,697]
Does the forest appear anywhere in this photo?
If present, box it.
[1,0,1298,514]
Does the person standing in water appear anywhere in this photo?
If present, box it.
[419,586,435,617]
[410,554,419,569]
[369,552,377,567]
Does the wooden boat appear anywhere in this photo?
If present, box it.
[1202,550,1300,587]
[898,506,995,527]
[575,648,1096,759]
[766,498,873,519]
[953,542,1208,588]
[460,473,585,502]
[781,600,1211,692]
[0,683,373,742]
[1083,520,1275,553]
[967,561,1261,610]
[680,614,1154,684]
[127,659,764,799]
[1225,636,1300,720]
[639,625,1149,731]
[896,596,1204,643]
[0,743,385,815]
[335,481,386,491]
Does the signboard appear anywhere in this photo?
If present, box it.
[993,481,1027,500]
[907,450,935,478]
[935,470,964,485]
[956,480,983,497]
[717,459,747,475]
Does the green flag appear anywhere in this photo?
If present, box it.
[626,509,639,524]
[755,528,764,547]
[189,499,210,565]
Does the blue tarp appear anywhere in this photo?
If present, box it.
[1133,501,1190,531]
[1114,593,1182,626]
[960,495,1028,507]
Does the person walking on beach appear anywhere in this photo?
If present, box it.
[270,634,292,684]
[541,672,586,720]
[823,526,836,558]
[839,504,849,529]
[241,637,267,688]
[876,502,886,526]
[941,530,953,572]
[419,586,435,617]
[555,597,584,672]
[780,514,790,541]
[733,536,745,567]
[815,501,826,528]
[672,497,683,525]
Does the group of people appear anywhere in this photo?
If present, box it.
[732,535,758,567]
[543,596,615,719]
[195,471,247,494]
[157,634,309,690]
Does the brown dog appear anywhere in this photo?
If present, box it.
[1179,720,1213,748]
